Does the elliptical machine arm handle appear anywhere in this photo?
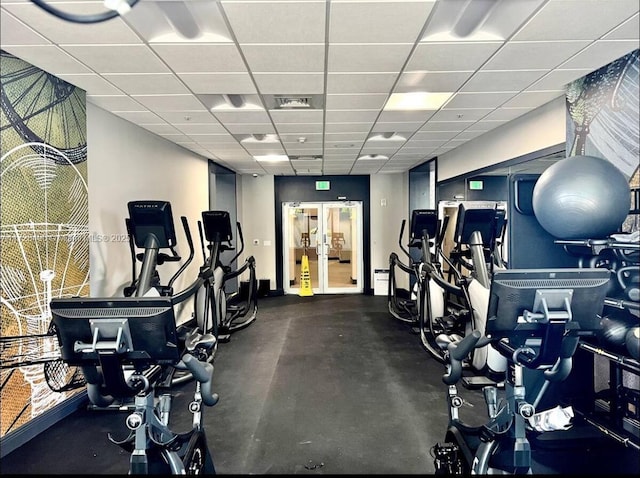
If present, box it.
[171,267,213,305]
[398,219,411,259]
[229,221,245,265]
[442,330,482,385]
[167,216,195,289]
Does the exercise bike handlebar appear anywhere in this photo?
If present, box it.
[180,353,219,407]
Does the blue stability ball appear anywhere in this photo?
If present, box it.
[532,155,630,240]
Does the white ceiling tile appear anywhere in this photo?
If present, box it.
[468,119,509,131]
[460,70,547,92]
[139,123,182,135]
[360,144,403,155]
[2,45,92,74]
[132,94,207,111]
[325,94,388,110]
[0,8,49,45]
[604,13,640,40]
[212,110,272,123]
[327,72,397,94]
[483,41,591,70]
[328,44,413,72]
[174,123,228,135]
[559,41,639,70]
[482,108,531,122]
[395,71,473,93]
[377,110,435,123]
[253,73,325,94]
[329,1,435,43]
[221,1,326,43]
[151,44,247,72]
[155,111,222,124]
[412,130,459,141]
[325,123,374,133]
[87,95,146,111]
[371,121,424,133]
[503,91,564,108]
[241,44,325,72]
[280,133,323,143]
[430,109,493,121]
[529,69,594,90]
[287,147,323,155]
[325,110,379,123]
[324,132,369,142]
[102,73,189,95]
[513,0,640,41]
[177,73,257,94]
[224,123,277,134]
[2,3,142,44]
[418,121,475,132]
[445,92,517,109]
[270,110,324,123]
[408,42,503,71]
[113,111,164,124]
[56,73,123,95]
[271,120,324,132]
[60,45,171,74]
[188,134,238,143]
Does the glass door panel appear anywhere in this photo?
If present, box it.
[283,201,362,294]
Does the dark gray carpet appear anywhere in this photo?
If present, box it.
[1,294,638,474]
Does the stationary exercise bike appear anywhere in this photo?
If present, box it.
[432,267,611,474]
[199,210,258,343]
[50,214,219,474]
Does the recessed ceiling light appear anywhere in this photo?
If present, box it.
[242,134,280,143]
[357,154,389,161]
[384,92,453,111]
[254,154,289,162]
[367,132,407,141]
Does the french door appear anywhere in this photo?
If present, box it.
[283,201,363,294]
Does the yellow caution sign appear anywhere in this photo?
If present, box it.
[299,254,314,297]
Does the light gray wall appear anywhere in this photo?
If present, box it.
[437,96,566,181]
[370,173,410,289]
[237,174,277,287]
[87,103,209,322]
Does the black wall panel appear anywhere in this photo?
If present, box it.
[274,175,371,294]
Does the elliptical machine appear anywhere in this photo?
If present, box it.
[433,267,611,474]
[199,210,258,343]
[123,200,216,385]
[388,209,442,325]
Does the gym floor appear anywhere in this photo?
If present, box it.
[1,295,638,474]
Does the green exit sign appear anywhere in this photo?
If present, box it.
[469,180,483,190]
[316,180,330,191]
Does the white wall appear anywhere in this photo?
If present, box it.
[370,173,410,289]
[237,174,276,288]
[437,96,566,181]
[87,103,209,322]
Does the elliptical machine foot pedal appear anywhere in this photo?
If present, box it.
[461,375,498,390]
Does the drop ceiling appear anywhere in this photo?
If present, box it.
[1,0,638,176]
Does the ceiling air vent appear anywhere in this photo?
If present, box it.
[275,96,311,109]
[265,94,324,110]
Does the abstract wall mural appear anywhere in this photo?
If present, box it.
[566,48,640,233]
[1,50,89,438]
